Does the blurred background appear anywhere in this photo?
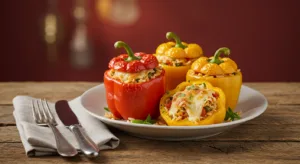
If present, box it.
[1,0,299,82]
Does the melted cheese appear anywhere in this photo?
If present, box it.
[156,55,194,66]
[168,84,216,122]
[186,94,210,121]
[109,67,162,84]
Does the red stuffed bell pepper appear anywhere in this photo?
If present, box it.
[104,41,166,120]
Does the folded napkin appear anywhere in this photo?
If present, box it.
[13,96,119,157]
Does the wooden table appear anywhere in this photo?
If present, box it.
[0,82,299,163]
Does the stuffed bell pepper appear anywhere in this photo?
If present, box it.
[104,41,165,120]
[155,32,203,91]
[160,81,226,126]
[186,47,242,110]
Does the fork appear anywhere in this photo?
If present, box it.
[32,99,78,157]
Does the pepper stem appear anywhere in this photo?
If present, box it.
[209,47,230,64]
[114,41,140,61]
[166,32,187,49]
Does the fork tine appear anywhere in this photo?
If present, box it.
[31,100,38,122]
[43,99,56,124]
[39,99,49,122]
[44,99,54,120]
[35,100,43,123]
[38,99,47,122]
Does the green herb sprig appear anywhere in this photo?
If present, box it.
[131,115,156,124]
[224,107,240,121]
[104,107,110,112]
[175,63,183,67]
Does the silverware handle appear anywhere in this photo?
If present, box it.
[70,124,99,158]
[48,123,78,157]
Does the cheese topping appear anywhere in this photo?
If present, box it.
[168,84,217,122]
[189,69,241,78]
[109,67,163,84]
[155,55,196,67]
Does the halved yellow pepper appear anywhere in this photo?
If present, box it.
[159,81,226,126]
[155,32,203,90]
[186,47,242,110]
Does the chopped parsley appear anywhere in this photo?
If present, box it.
[148,72,155,79]
[178,93,186,97]
[186,84,206,90]
[110,71,115,76]
[131,115,156,124]
[189,94,193,100]
[186,85,196,90]
[204,106,212,112]
[175,63,183,67]
[224,107,241,121]
[104,107,110,112]
[147,68,158,79]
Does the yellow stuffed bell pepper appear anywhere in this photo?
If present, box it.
[155,32,204,90]
[186,47,242,110]
[160,81,226,126]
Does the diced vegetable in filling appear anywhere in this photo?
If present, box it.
[109,67,163,84]
[166,83,219,122]
[155,55,196,67]
[189,69,241,78]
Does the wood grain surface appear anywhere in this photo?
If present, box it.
[0,82,299,164]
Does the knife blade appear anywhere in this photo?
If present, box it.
[55,100,99,158]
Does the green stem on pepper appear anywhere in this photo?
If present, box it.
[114,41,140,61]
[166,32,187,49]
[209,47,230,65]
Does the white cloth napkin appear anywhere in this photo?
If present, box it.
[12,96,119,157]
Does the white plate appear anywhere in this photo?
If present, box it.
[81,84,268,141]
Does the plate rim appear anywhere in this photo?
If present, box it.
[80,83,268,129]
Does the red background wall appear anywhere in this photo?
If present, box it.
[1,0,299,82]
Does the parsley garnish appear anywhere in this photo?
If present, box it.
[204,106,212,112]
[148,72,155,79]
[186,84,196,90]
[104,107,110,112]
[178,93,186,97]
[189,94,193,100]
[224,107,240,121]
[148,69,157,79]
[175,63,183,67]
[202,83,206,88]
[131,115,156,124]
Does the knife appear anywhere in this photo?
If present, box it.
[55,100,99,158]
